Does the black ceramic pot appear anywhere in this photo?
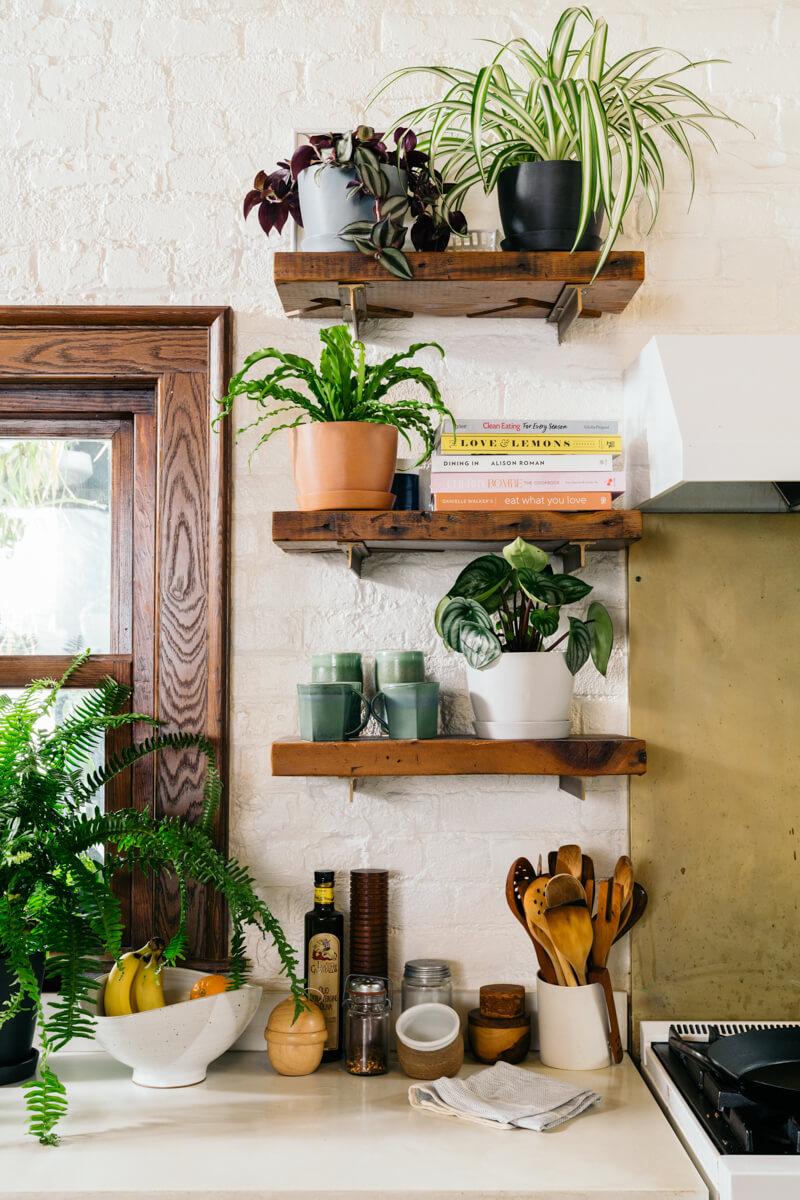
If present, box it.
[497,160,602,252]
[0,953,45,1085]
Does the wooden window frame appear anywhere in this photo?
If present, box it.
[0,307,231,970]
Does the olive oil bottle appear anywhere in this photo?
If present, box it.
[304,869,343,1062]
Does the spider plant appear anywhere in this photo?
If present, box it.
[0,654,302,1145]
[216,323,453,465]
[373,6,743,272]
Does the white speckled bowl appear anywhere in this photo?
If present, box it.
[88,967,262,1088]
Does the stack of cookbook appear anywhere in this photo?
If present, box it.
[430,419,623,511]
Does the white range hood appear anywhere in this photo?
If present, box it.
[623,335,800,511]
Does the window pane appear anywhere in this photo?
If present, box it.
[0,439,112,654]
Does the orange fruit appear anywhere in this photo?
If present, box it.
[189,974,229,1000]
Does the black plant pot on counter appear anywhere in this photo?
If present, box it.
[497,160,603,252]
[0,953,45,1085]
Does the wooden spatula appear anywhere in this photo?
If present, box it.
[591,880,623,969]
[505,858,558,985]
[543,876,593,986]
[523,877,572,986]
[588,878,624,1063]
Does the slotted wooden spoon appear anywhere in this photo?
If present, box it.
[505,857,558,985]
[543,876,593,986]
[523,876,572,986]
[588,878,624,1063]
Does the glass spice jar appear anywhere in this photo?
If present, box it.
[401,959,452,1012]
[344,975,391,1076]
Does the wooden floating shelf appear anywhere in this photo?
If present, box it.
[273,250,644,340]
[273,509,642,574]
[272,735,647,797]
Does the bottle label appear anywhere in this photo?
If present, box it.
[314,885,334,905]
[308,932,340,1050]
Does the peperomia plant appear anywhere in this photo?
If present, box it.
[243,126,466,279]
[435,537,613,674]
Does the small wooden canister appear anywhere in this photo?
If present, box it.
[265,994,328,1076]
[468,982,530,1065]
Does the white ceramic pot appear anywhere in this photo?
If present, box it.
[466,651,574,731]
[536,973,611,1070]
[297,164,406,253]
[473,719,570,739]
[89,967,262,1088]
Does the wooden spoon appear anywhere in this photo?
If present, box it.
[555,843,583,879]
[614,882,648,943]
[613,855,634,910]
[543,875,592,987]
[505,858,558,985]
[523,877,572,986]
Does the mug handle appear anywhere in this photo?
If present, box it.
[370,691,389,734]
[345,692,372,739]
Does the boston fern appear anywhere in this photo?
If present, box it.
[0,655,302,1145]
[374,5,743,273]
[217,323,453,465]
[435,537,613,674]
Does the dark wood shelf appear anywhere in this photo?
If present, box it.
[273,250,644,340]
[273,508,642,573]
[272,736,647,792]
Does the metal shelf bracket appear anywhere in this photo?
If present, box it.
[547,285,583,343]
[339,541,370,576]
[558,541,588,574]
[559,776,586,799]
[338,283,368,338]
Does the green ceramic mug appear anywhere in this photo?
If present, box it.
[298,683,371,742]
[374,650,425,691]
[310,652,363,685]
[371,682,439,740]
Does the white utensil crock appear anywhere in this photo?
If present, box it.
[466,651,574,730]
[536,972,612,1070]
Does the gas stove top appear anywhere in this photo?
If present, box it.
[642,1021,800,1200]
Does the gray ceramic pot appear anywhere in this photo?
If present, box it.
[297,164,406,253]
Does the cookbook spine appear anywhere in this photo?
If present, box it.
[439,434,622,454]
[429,453,615,473]
[431,472,624,493]
[432,492,613,511]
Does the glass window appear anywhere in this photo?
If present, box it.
[0,439,112,654]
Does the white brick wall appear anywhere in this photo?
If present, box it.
[3,0,798,993]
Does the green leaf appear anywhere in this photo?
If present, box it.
[448,553,512,604]
[502,537,548,572]
[587,601,613,675]
[565,616,592,675]
[458,622,503,670]
[517,569,592,607]
[377,247,413,279]
[380,193,409,220]
[527,606,560,637]
[354,145,389,199]
[439,596,494,653]
[433,594,452,637]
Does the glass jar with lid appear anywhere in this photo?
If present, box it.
[401,959,453,1011]
[344,975,391,1076]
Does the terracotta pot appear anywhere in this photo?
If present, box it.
[290,422,398,511]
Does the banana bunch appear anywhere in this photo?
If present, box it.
[103,938,167,1016]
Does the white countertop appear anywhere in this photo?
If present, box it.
[1,1052,706,1200]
